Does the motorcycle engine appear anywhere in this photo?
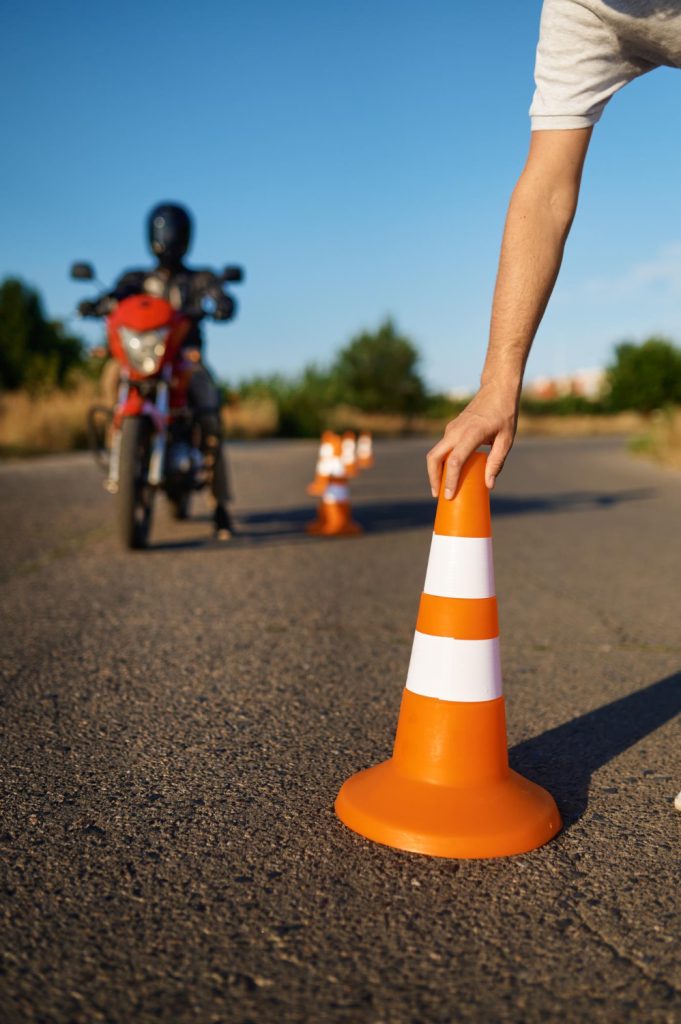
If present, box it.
[165,441,203,483]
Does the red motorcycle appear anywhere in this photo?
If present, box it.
[71,262,242,549]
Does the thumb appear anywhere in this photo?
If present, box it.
[485,432,512,489]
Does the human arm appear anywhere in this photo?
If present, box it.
[77,269,147,319]
[426,126,592,497]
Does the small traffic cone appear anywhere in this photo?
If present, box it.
[341,431,359,478]
[306,435,362,537]
[356,431,374,470]
[307,431,338,496]
[335,451,561,858]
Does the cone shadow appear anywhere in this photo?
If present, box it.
[140,488,655,553]
[236,487,654,542]
[509,671,681,827]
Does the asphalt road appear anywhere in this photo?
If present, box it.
[1,436,680,1024]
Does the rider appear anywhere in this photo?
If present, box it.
[80,203,237,539]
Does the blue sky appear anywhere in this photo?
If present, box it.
[1,0,680,391]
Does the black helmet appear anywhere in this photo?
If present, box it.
[147,202,192,266]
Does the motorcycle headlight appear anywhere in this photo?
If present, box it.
[119,326,170,374]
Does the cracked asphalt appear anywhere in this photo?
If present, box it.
[0,436,680,1024]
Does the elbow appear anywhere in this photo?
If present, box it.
[548,188,579,240]
[512,173,580,243]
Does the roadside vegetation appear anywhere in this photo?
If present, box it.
[1,274,681,467]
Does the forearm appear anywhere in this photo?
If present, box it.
[481,175,577,399]
[426,129,591,496]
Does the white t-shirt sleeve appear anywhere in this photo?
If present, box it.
[530,0,650,130]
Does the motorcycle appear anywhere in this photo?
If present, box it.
[70,261,243,549]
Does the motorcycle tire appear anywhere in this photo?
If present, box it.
[118,416,154,550]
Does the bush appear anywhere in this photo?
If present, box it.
[606,337,681,413]
[330,319,427,415]
[0,277,86,393]
[232,320,431,436]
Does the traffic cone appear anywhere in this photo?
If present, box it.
[341,431,359,478]
[306,435,362,537]
[335,451,561,858]
[357,431,374,470]
[306,431,338,496]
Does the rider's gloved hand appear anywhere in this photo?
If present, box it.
[212,296,235,321]
[78,299,99,318]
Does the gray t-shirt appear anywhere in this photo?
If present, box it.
[530,0,681,128]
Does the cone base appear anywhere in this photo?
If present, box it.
[335,759,561,859]
[306,509,363,536]
[306,521,363,536]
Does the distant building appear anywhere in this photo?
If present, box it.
[524,367,606,401]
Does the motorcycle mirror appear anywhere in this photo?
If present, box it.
[221,265,244,284]
[70,261,96,281]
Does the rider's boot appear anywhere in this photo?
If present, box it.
[214,502,234,541]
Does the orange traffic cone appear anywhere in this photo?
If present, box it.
[335,451,561,858]
[356,431,374,469]
[306,431,338,496]
[306,435,362,537]
[341,431,359,478]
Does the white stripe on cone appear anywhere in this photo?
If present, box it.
[405,632,502,702]
[342,439,356,463]
[423,535,495,600]
[323,483,349,503]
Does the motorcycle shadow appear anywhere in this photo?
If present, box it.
[147,486,654,551]
[146,499,431,552]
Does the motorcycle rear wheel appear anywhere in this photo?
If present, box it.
[118,416,154,549]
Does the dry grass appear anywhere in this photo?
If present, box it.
[516,410,647,438]
[1,381,672,457]
[326,405,446,436]
[0,379,98,456]
[629,408,681,470]
[327,406,649,439]
[221,396,279,438]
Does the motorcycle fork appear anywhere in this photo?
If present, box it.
[105,379,129,494]
[148,381,169,486]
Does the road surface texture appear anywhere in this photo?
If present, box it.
[1,437,680,1024]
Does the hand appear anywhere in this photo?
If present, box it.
[212,296,235,321]
[426,382,519,498]
[78,299,98,318]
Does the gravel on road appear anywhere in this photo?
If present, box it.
[0,437,679,1023]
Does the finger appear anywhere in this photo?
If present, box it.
[485,432,512,489]
[426,436,456,497]
[443,430,482,499]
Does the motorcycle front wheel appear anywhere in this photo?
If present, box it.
[118,416,154,549]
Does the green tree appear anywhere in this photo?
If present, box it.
[0,277,85,392]
[239,366,335,436]
[607,336,681,413]
[330,319,427,414]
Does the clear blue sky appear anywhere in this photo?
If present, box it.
[1,1,680,391]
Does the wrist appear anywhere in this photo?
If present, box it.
[478,374,521,406]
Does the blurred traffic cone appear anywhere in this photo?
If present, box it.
[357,431,374,469]
[341,431,359,478]
[335,451,561,858]
[306,431,338,496]
[307,435,362,537]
